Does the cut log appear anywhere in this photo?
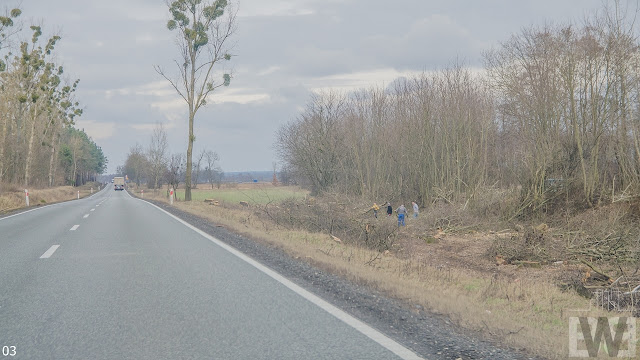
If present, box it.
[579,259,611,282]
[513,260,541,268]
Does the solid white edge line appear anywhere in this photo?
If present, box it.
[40,245,60,259]
[0,184,108,222]
[138,198,424,360]
[70,225,79,231]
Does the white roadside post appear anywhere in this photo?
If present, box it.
[77,190,80,199]
[25,189,29,207]
[141,189,144,198]
[91,187,93,194]
[169,189,174,205]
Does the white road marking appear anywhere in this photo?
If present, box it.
[96,205,99,207]
[90,209,95,212]
[40,245,60,259]
[0,186,106,222]
[70,225,79,231]
[0,202,66,221]
[139,199,424,360]
[83,214,89,218]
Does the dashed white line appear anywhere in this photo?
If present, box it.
[40,245,60,259]
[90,209,95,212]
[70,225,79,231]
[83,214,89,219]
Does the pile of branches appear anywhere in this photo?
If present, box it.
[592,275,640,316]
[488,224,561,264]
[257,193,399,251]
[567,230,639,264]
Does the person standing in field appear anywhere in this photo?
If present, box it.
[412,201,419,219]
[386,202,393,217]
[396,204,407,226]
[370,202,380,218]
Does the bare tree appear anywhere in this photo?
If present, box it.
[192,148,206,188]
[124,143,149,186]
[203,149,221,189]
[276,91,347,195]
[165,153,184,198]
[147,122,168,190]
[155,0,237,201]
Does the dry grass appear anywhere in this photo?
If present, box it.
[141,187,629,359]
[0,182,102,213]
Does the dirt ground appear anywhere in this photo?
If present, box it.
[396,227,569,282]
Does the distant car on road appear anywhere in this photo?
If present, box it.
[114,177,125,191]
[111,178,114,183]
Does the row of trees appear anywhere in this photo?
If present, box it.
[276,3,640,216]
[0,7,106,187]
[119,123,223,191]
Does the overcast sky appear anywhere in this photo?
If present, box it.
[18,0,606,173]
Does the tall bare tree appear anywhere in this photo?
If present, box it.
[192,148,206,188]
[124,143,149,186]
[165,153,185,198]
[155,0,236,201]
[147,122,168,190]
[203,149,221,189]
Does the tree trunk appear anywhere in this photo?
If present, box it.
[72,144,78,186]
[48,127,58,187]
[185,110,194,201]
[184,11,197,202]
[0,110,7,181]
[24,106,38,187]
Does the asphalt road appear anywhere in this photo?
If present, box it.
[0,186,423,360]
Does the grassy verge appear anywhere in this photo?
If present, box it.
[140,186,625,359]
[0,182,102,213]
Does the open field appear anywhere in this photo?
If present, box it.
[177,184,307,204]
[133,182,308,205]
[0,182,103,213]
[137,184,631,359]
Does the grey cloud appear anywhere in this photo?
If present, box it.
[18,0,607,173]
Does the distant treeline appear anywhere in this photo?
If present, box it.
[276,4,640,216]
[0,7,106,187]
[118,123,223,191]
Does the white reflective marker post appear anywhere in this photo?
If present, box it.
[77,190,79,200]
[169,189,174,205]
[141,190,144,198]
[25,189,29,207]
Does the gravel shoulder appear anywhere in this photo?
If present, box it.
[138,195,543,360]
